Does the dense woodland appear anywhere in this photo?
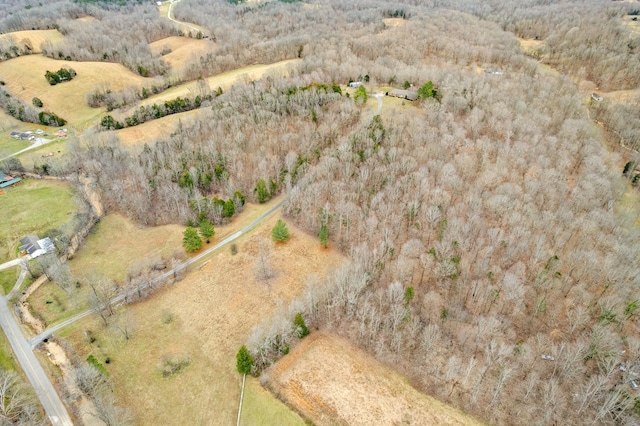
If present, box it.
[2,0,640,425]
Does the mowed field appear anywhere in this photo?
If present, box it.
[0,178,75,263]
[269,332,486,426]
[0,110,59,158]
[0,29,63,53]
[60,212,345,425]
[0,55,148,127]
[68,213,185,283]
[150,36,214,71]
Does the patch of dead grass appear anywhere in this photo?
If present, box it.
[269,331,486,426]
[383,18,407,27]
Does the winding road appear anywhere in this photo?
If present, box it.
[166,0,207,36]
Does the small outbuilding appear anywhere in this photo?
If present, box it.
[349,81,363,88]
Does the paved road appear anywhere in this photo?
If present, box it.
[0,296,72,425]
[31,196,287,347]
[0,258,23,272]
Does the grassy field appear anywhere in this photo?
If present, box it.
[0,110,59,158]
[0,29,63,53]
[150,36,214,72]
[240,377,303,426]
[0,55,148,128]
[32,197,286,327]
[68,213,185,283]
[269,332,486,426]
[58,211,344,425]
[114,109,202,147]
[0,268,19,295]
[0,179,75,263]
[16,138,67,163]
[117,59,301,116]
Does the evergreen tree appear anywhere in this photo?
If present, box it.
[272,219,290,242]
[254,179,270,203]
[319,225,328,248]
[199,220,215,243]
[236,345,254,375]
[294,313,310,338]
[354,85,368,106]
[223,199,235,218]
[183,226,203,252]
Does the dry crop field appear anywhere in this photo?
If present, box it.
[269,331,486,426]
[61,213,345,424]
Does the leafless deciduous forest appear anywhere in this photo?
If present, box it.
[3,0,640,424]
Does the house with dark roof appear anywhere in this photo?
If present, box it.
[20,235,54,258]
[0,172,21,188]
[10,131,35,141]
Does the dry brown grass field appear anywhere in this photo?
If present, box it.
[150,36,214,72]
[0,29,63,53]
[383,18,408,27]
[33,196,288,325]
[0,55,148,128]
[269,331,486,426]
[118,59,301,116]
[114,108,202,147]
[623,15,640,34]
[518,37,544,53]
[60,212,344,425]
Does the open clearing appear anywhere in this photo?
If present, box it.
[383,18,408,27]
[0,29,63,53]
[114,109,202,147]
[0,178,75,264]
[59,211,344,425]
[0,110,59,158]
[269,332,485,426]
[150,36,214,71]
[0,55,148,128]
[68,213,185,283]
[33,196,289,326]
[518,37,544,53]
[117,59,301,116]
